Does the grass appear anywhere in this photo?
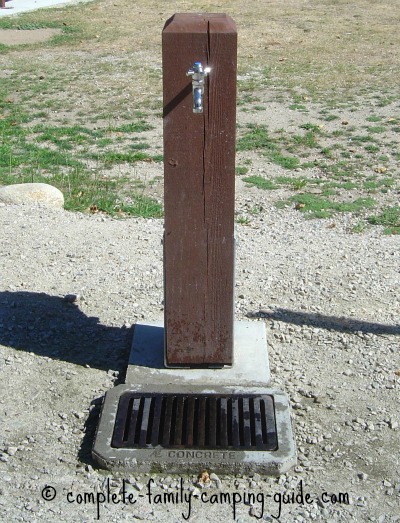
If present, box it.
[1,0,399,230]
[235,166,249,176]
[237,125,301,169]
[277,194,376,219]
[243,175,278,190]
[235,110,399,231]
[0,16,86,49]
[237,125,276,151]
[0,103,162,217]
[367,207,400,234]
[236,215,251,225]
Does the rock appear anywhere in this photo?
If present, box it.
[190,486,200,497]
[63,294,81,303]
[0,183,64,208]
[121,484,138,501]
[210,473,222,488]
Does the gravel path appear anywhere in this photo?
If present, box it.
[0,201,399,522]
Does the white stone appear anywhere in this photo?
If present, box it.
[0,183,64,208]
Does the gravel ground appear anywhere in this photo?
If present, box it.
[0,197,399,522]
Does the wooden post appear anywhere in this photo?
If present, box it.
[163,14,237,367]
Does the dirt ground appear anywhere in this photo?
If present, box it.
[0,28,61,45]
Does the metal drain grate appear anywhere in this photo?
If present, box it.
[111,393,278,451]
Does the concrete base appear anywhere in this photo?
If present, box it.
[126,320,270,387]
[92,383,296,476]
[92,320,297,475]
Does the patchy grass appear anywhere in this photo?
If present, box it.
[236,215,251,225]
[352,221,369,234]
[1,0,399,230]
[236,105,399,231]
[237,125,276,151]
[237,125,301,169]
[276,176,308,190]
[243,175,278,190]
[367,206,400,234]
[235,166,249,176]
[278,194,376,219]
[0,103,162,217]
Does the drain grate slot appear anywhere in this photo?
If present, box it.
[112,393,278,451]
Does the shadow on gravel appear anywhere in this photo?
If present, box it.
[79,395,105,467]
[0,291,134,372]
[249,308,400,335]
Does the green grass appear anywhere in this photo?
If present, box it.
[237,125,276,151]
[365,144,380,153]
[235,166,249,176]
[118,195,163,218]
[243,175,278,190]
[350,134,376,143]
[366,115,382,122]
[237,125,301,169]
[293,131,319,148]
[0,104,162,217]
[277,193,376,219]
[352,221,368,233]
[113,121,154,133]
[321,114,340,122]
[367,206,400,234]
[366,126,386,134]
[99,151,153,165]
[275,176,308,190]
[299,123,322,133]
[0,18,85,50]
[1,4,399,231]
[236,215,251,225]
[267,152,300,169]
[289,104,307,111]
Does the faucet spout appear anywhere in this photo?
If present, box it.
[186,62,211,114]
[193,87,203,112]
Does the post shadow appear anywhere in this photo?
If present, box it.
[248,307,400,336]
[0,290,137,467]
[0,290,133,371]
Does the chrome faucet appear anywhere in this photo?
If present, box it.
[186,62,211,114]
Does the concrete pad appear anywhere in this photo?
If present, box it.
[92,383,297,476]
[0,0,90,17]
[92,320,297,475]
[126,320,270,387]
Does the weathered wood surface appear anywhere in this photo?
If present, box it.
[163,13,237,366]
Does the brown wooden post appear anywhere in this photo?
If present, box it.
[163,14,237,367]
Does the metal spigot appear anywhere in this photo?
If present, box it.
[186,61,211,113]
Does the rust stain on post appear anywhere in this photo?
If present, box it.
[163,13,237,367]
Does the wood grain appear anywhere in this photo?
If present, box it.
[163,14,237,366]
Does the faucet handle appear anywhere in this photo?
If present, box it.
[187,61,211,79]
